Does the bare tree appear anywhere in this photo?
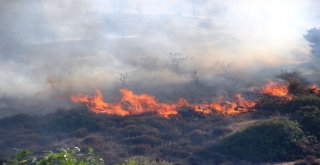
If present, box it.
[191,70,200,86]
[120,73,129,87]
[168,52,188,74]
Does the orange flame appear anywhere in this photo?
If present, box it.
[71,89,184,117]
[71,89,129,116]
[194,94,256,115]
[309,84,320,94]
[71,89,256,117]
[260,81,292,99]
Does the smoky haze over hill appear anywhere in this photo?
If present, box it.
[0,0,320,116]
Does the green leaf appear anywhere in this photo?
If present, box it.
[15,150,32,160]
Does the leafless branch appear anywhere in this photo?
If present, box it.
[120,73,129,87]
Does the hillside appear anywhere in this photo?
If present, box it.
[1,90,320,164]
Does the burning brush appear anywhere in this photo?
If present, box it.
[71,80,318,117]
[71,88,259,117]
[70,81,290,117]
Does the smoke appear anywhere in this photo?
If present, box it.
[304,28,320,58]
[0,0,319,116]
[301,28,320,83]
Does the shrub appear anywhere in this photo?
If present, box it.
[256,94,320,115]
[288,80,306,95]
[82,134,106,146]
[125,135,161,146]
[284,95,320,113]
[8,147,104,165]
[73,128,89,138]
[0,114,36,130]
[130,144,152,155]
[117,156,173,165]
[255,96,288,113]
[295,106,320,138]
[210,127,232,138]
[48,110,100,133]
[187,129,209,144]
[159,142,190,159]
[218,117,306,162]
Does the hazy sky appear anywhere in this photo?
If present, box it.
[0,0,319,99]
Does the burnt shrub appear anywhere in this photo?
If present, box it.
[187,129,209,144]
[284,95,320,113]
[288,80,306,95]
[277,71,306,84]
[4,131,49,150]
[255,96,288,113]
[118,156,173,165]
[119,124,143,137]
[72,127,89,138]
[211,127,233,138]
[217,117,306,162]
[82,134,106,146]
[256,94,320,115]
[47,109,99,132]
[177,108,206,119]
[130,144,152,155]
[159,142,190,159]
[124,135,161,146]
[0,114,37,130]
[140,117,174,132]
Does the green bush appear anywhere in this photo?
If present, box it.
[295,106,320,138]
[7,147,104,165]
[218,117,306,162]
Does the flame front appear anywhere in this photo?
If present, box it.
[119,88,180,117]
[194,94,256,115]
[71,88,183,117]
[71,88,256,117]
[260,81,292,99]
[309,84,320,94]
[71,89,129,116]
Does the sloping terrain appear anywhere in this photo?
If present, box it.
[1,90,320,164]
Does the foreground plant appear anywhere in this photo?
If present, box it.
[7,147,104,165]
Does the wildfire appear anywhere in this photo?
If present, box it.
[70,80,319,117]
[71,88,257,117]
[71,89,185,117]
[71,89,129,116]
[309,84,320,94]
[194,94,256,115]
[260,81,292,99]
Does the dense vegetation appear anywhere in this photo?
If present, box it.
[6,147,104,165]
[1,88,320,164]
[217,117,306,162]
[0,109,235,164]
[3,147,172,165]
